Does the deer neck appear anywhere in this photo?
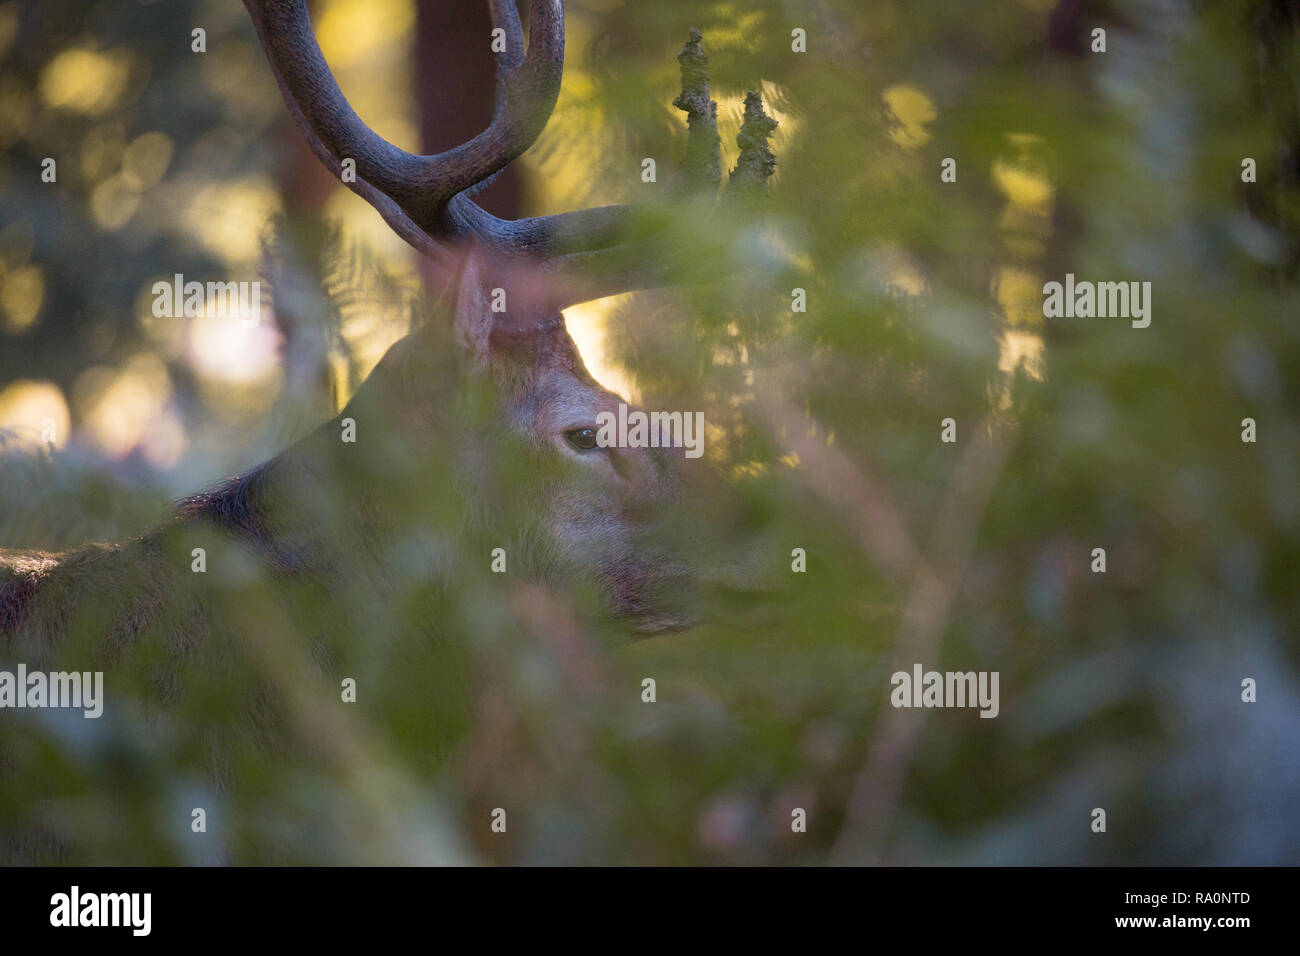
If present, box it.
[174,330,465,578]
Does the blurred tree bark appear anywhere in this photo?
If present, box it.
[417,0,522,219]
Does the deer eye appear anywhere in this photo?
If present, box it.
[564,427,600,452]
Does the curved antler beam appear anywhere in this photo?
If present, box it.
[243,0,563,232]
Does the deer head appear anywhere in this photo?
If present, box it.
[225,1,779,634]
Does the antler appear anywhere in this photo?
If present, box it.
[243,0,777,306]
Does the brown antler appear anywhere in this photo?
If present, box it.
[243,0,777,304]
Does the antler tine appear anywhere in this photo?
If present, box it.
[510,26,723,255]
[459,0,526,201]
[243,0,564,240]
[532,34,778,309]
[726,90,779,196]
[456,26,729,268]
[542,237,697,307]
[445,0,565,199]
[672,28,722,193]
[488,0,526,72]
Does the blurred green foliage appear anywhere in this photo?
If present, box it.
[2,0,1299,864]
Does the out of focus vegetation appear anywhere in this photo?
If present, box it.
[2,0,1298,864]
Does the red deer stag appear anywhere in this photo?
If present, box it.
[0,0,777,652]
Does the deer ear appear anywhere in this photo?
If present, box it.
[453,247,494,365]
